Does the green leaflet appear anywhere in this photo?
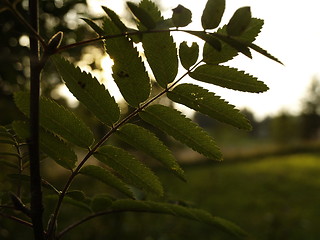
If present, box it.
[201,0,225,30]
[14,92,94,148]
[189,64,269,93]
[127,2,156,29]
[0,126,18,161]
[172,5,192,28]
[94,145,163,196]
[82,18,104,35]
[111,199,249,239]
[139,105,222,160]
[139,0,178,88]
[227,7,252,36]
[52,55,120,126]
[46,195,91,212]
[167,84,252,130]
[91,194,113,212]
[80,165,134,198]
[102,6,127,32]
[103,18,150,107]
[66,190,87,202]
[203,18,264,64]
[12,121,77,170]
[117,123,185,180]
[248,42,283,65]
[179,42,199,70]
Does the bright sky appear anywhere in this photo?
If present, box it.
[82,0,320,120]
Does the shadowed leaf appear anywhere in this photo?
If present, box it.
[139,105,222,160]
[95,146,163,196]
[189,64,268,93]
[80,165,134,198]
[14,92,94,148]
[167,84,252,130]
[52,56,120,126]
[117,123,185,180]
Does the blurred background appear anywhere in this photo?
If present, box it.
[1,0,320,239]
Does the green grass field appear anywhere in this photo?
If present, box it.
[152,153,320,240]
[3,153,320,240]
[112,153,320,240]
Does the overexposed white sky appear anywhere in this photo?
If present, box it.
[84,0,320,120]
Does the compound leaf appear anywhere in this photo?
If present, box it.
[117,123,185,180]
[12,121,77,169]
[80,165,133,198]
[103,18,150,107]
[139,0,178,88]
[14,91,94,148]
[167,84,252,130]
[94,146,163,196]
[201,0,225,30]
[189,64,269,93]
[139,105,222,160]
[179,42,199,70]
[111,199,249,239]
[52,55,120,126]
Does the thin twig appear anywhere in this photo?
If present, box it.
[0,212,33,228]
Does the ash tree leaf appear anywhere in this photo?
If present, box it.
[52,55,120,126]
[203,18,264,64]
[111,199,249,239]
[12,121,77,169]
[102,6,127,32]
[117,123,185,180]
[80,165,134,198]
[201,0,225,30]
[179,42,199,70]
[227,7,251,36]
[14,91,94,148]
[94,146,163,196]
[139,104,222,160]
[103,17,151,107]
[172,4,192,28]
[189,64,269,93]
[127,1,156,29]
[138,0,178,88]
[167,84,252,130]
[81,18,104,36]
